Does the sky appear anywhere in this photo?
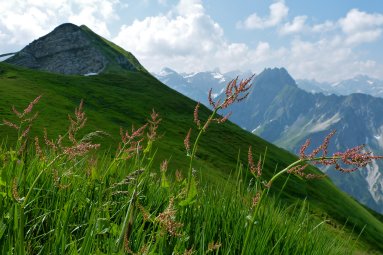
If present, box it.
[1,0,383,82]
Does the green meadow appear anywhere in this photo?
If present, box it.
[1,62,383,254]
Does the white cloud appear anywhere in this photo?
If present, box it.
[279,15,307,35]
[345,29,382,45]
[113,1,383,81]
[176,0,204,16]
[339,9,383,45]
[339,9,383,34]
[114,0,269,73]
[277,37,383,82]
[312,21,335,33]
[237,1,288,29]
[0,0,119,52]
[68,6,112,37]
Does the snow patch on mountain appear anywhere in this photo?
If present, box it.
[309,113,341,133]
[184,72,198,79]
[365,158,383,204]
[252,125,262,133]
[84,72,98,76]
[212,72,226,83]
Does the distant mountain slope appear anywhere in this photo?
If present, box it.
[225,68,383,213]
[154,68,253,106]
[154,68,229,106]
[297,76,383,97]
[4,23,146,75]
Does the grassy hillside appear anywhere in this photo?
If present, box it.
[1,62,383,252]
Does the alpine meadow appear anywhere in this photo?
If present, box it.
[1,17,383,255]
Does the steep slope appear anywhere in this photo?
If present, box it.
[2,62,383,251]
[4,23,146,75]
[227,68,383,213]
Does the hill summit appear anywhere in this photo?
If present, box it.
[5,23,146,75]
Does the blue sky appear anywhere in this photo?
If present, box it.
[1,0,383,82]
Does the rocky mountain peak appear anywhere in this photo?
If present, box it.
[5,23,145,75]
[255,67,297,88]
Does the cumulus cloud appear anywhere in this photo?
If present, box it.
[270,35,383,82]
[114,6,223,58]
[279,16,307,35]
[339,9,383,34]
[175,0,204,16]
[113,0,383,81]
[114,0,278,73]
[237,1,288,29]
[312,21,336,33]
[339,9,383,45]
[0,0,119,52]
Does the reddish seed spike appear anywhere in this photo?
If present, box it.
[219,112,232,123]
[20,125,31,140]
[12,106,22,118]
[299,139,311,159]
[252,192,261,208]
[301,130,383,173]
[208,88,215,108]
[248,146,256,175]
[321,130,336,157]
[256,156,262,177]
[206,75,254,112]
[3,119,19,130]
[193,102,201,128]
[12,178,20,201]
[160,159,168,172]
[120,127,126,144]
[237,92,249,102]
[147,109,161,141]
[202,118,212,131]
[22,95,42,117]
[184,128,191,152]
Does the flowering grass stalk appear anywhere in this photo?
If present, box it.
[184,76,253,202]
[241,130,383,254]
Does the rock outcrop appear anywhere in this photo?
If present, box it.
[5,23,145,75]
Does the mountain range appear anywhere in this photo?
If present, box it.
[2,23,383,251]
[154,67,252,106]
[157,67,383,213]
[156,68,383,101]
[297,76,383,97]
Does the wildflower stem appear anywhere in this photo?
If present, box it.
[267,159,304,187]
[186,108,218,196]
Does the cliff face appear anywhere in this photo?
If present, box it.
[6,24,106,75]
[5,23,145,75]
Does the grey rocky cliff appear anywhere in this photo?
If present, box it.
[6,23,106,75]
[4,23,146,75]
